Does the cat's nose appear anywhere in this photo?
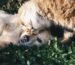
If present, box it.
[19,35,30,43]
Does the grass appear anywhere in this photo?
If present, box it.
[0,0,75,65]
[0,39,75,65]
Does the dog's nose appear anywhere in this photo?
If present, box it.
[18,35,30,43]
[23,35,30,42]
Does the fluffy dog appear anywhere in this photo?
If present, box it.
[0,10,52,47]
[18,0,75,43]
[0,0,75,47]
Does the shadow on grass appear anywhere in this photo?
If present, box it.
[0,40,75,65]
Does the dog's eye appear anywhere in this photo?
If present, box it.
[37,37,42,43]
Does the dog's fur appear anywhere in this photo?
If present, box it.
[19,30,53,46]
[0,10,23,47]
[18,0,75,43]
[0,10,52,47]
[0,0,75,47]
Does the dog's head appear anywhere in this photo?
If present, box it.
[18,30,52,46]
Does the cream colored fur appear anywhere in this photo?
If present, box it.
[18,0,75,43]
[0,10,52,47]
[0,0,75,47]
[0,10,23,47]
